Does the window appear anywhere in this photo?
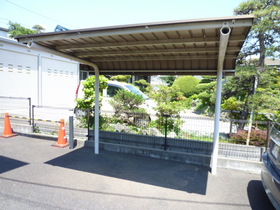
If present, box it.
[79,70,89,80]
[107,85,121,97]
[124,84,149,100]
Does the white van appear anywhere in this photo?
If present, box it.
[75,80,156,116]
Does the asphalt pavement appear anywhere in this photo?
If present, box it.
[0,135,275,210]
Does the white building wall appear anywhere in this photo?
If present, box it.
[41,57,78,107]
[0,41,38,102]
[0,37,79,109]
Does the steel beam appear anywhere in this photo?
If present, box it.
[76,47,239,58]
[90,55,236,62]
[56,36,244,51]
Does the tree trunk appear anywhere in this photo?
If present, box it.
[246,75,258,145]
[258,33,266,71]
[244,32,265,143]
[238,97,249,130]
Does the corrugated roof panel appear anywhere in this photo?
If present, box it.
[16,15,254,76]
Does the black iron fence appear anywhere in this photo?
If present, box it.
[89,110,271,146]
[0,96,276,162]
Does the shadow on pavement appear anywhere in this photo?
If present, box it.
[45,147,209,194]
[0,155,29,174]
[247,180,275,210]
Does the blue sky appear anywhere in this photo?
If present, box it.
[0,0,246,32]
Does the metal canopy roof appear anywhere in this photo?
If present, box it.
[16,15,254,76]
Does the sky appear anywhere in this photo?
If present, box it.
[0,0,246,32]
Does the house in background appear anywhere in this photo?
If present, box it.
[0,28,79,108]
[265,58,280,72]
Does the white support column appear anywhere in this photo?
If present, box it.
[94,68,100,154]
[211,66,223,175]
[211,23,231,175]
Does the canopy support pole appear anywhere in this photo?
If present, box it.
[94,67,100,154]
[211,23,231,175]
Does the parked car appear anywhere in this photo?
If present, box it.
[75,80,156,119]
[261,122,280,209]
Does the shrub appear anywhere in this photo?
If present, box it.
[76,75,108,110]
[184,98,193,109]
[198,91,211,106]
[172,76,200,97]
[229,129,268,146]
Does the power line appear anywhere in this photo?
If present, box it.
[0,17,34,28]
[4,0,71,28]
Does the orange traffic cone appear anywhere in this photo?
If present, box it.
[1,113,17,138]
[52,119,69,148]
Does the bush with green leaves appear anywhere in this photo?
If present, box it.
[75,76,108,128]
[153,102,184,136]
[76,75,108,110]
[221,97,244,119]
[172,76,200,97]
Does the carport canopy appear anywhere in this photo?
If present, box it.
[17,15,253,76]
[16,15,254,174]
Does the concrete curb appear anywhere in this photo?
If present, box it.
[218,157,262,174]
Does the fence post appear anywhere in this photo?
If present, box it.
[28,97,32,125]
[260,147,264,162]
[266,121,271,151]
[32,105,35,132]
[87,109,90,141]
[229,119,233,134]
[163,114,170,151]
[69,110,74,149]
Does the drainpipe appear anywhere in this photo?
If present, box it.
[211,23,231,175]
[24,42,101,154]
[37,54,42,106]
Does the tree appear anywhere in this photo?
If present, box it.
[249,66,280,121]
[110,75,131,82]
[109,89,148,126]
[32,25,45,34]
[189,78,216,116]
[222,65,256,123]
[134,79,152,93]
[8,21,36,38]
[161,75,176,86]
[231,0,280,125]
[234,0,280,67]
[149,85,185,136]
